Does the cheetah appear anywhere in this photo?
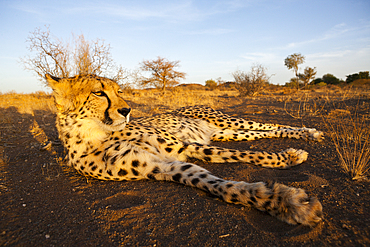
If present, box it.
[46,74,323,227]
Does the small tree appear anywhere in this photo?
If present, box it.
[139,56,186,91]
[298,67,317,88]
[284,53,305,89]
[233,63,270,96]
[20,26,126,85]
[284,53,305,78]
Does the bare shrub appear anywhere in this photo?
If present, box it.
[20,26,127,85]
[233,63,270,96]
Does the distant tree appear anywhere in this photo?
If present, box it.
[284,53,305,79]
[205,79,217,89]
[139,56,186,91]
[322,73,342,85]
[346,73,360,83]
[233,63,271,96]
[298,67,317,88]
[346,71,369,83]
[20,26,126,85]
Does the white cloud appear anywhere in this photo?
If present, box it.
[92,0,251,22]
[12,0,251,23]
[307,50,352,59]
[12,0,197,22]
[240,52,277,62]
[184,28,235,35]
[85,1,199,21]
[11,2,50,22]
[13,5,42,15]
[284,23,353,49]
[323,23,351,39]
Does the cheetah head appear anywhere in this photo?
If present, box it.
[46,74,131,132]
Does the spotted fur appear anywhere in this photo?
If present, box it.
[46,74,323,227]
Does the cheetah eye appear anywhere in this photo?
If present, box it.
[92,91,105,97]
[117,89,123,94]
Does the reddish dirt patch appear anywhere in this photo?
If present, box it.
[1,98,369,246]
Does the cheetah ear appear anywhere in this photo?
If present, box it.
[45,74,74,113]
[45,74,61,89]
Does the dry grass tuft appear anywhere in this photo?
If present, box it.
[283,92,326,119]
[324,109,370,180]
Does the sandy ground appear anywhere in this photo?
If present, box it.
[0,97,369,246]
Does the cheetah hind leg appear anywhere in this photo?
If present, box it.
[211,128,324,142]
[146,160,322,227]
[175,106,324,141]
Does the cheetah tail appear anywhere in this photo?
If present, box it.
[145,160,323,227]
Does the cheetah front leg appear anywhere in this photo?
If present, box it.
[180,143,308,169]
[145,160,323,227]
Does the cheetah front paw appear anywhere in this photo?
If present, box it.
[282,148,308,167]
[302,127,324,141]
[267,183,323,227]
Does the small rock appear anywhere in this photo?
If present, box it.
[342,224,350,230]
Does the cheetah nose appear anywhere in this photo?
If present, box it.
[117,108,131,117]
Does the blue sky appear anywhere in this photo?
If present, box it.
[1,0,369,93]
